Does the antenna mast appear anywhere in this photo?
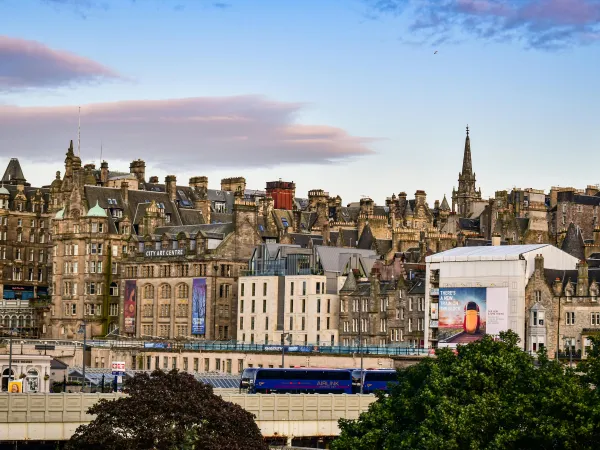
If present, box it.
[77,106,81,157]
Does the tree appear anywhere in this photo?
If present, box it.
[67,369,267,450]
[333,331,600,450]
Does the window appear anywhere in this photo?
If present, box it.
[263,282,267,296]
[408,318,413,332]
[591,312,600,326]
[289,316,293,330]
[265,317,269,330]
[409,298,413,311]
[177,284,189,298]
[239,317,244,330]
[317,299,321,313]
[290,299,294,313]
[241,284,245,296]
[566,312,575,325]
[251,300,255,313]
[109,283,119,297]
[532,310,545,326]
[251,283,255,296]
[143,285,154,299]
[110,304,119,316]
[327,299,331,313]
[534,290,542,302]
[302,281,306,296]
[263,299,267,313]
[290,282,294,295]
[316,317,320,331]
[160,284,171,299]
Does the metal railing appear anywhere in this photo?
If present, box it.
[5,338,431,356]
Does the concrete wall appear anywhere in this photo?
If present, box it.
[0,392,377,441]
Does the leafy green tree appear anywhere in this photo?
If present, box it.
[333,331,600,450]
[66,369,267,450]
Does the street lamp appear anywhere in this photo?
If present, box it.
[78,320,87,392]
[281,332,292,368]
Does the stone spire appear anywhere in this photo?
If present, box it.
[452,125,481,216]
[462,125,472,176]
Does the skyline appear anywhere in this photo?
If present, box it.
[1,0,599,204]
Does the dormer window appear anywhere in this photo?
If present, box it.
[165,214,171,223]
[214,202,226,213]
[91,222,98,233]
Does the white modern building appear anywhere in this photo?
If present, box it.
[424,244,579,349]
[238,274,337,346]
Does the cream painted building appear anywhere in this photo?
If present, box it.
[1,355,52,392]
[238,275,339,346]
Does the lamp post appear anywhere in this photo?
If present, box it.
[281,333,292,368]
[78,320,87,392]
[358,298,364,395]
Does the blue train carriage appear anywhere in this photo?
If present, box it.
[248,368,354,394]
[360,369,399,394]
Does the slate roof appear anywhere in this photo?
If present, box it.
[459,217,480,231]
[330,229,358,247]
[154,223,233,239]
[315,247,377,273]
[408,277,426,295]
[288,233,323,248]
[2,158,26,184]
[543,268,600,291]
[561,223,586,261]
[357,224,374,250]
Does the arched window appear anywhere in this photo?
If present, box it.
[176,283,189,299]
[26,369,39,393]
[143,284,154,300]
[25,316,32,328]
[160,284,171,299]
[2,368,15,391]
[110,282,119,297]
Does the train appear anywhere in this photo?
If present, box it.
[240,367,398,394]
[463,301,481,334]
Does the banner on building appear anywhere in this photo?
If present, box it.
[192,278,207,335]
[438,287,509,348]
[124,280,137,334]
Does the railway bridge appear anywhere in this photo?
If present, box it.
[0,391,376,446]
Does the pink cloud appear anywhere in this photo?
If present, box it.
[0,35,121,91]
[0,96,376,168]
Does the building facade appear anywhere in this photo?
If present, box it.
[0,159,52,338]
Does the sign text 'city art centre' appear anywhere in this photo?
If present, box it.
[144,249,186,258]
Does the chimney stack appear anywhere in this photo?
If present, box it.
[121,180,129,206]
[165,175,177,202]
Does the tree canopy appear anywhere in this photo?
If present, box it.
[67,369,267,450]
[333,331,600,450]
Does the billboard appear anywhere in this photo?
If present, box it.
[438,287,509,347]
[111,361,126,376]
[192,278,206,335]
[124,280,137,334]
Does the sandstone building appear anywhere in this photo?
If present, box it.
[0,159,52,337]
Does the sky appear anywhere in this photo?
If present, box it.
[1,0,599,205]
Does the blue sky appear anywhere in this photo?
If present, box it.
[1,0,599,205]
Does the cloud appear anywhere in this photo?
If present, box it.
[0,97,375,169]
[0,36,121,91]
[365,0,600,49]
[40,0,230,15]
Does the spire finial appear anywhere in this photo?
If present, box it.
[466,124,469,136]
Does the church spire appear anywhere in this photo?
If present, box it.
[461,125,472,176]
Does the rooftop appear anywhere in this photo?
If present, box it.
[427,244,548,262]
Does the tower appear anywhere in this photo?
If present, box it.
[451,125,482,216]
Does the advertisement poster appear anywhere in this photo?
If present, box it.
[192,278,206,335]
[8,380,22,393]
[438,287,508,347]
[124,280,137,334]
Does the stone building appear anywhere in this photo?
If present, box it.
[0,159,52,337]
[551,187,600,246]
[525,255,600,358]
[48,140,265,340]
[122,196,262,340]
